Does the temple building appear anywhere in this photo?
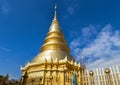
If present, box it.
[21,5,81,85]
[21,4,120,85]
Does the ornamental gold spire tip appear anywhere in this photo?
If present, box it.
[53,4,57,20]
[82,55,84,64]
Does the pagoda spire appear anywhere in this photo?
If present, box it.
[39,4,71,54]
[82,55,86,70]
[53,4,57,20]
[31,3,75,63]
[82,56,84,65]
[49,3,61,32]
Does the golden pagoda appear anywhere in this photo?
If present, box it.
[20,4,120,85]
[21,5,81,85]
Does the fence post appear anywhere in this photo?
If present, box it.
[105,68,112,85]
[89,71,94,85]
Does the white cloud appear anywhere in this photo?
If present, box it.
[67,6,74,15]
[63,6,75,19]
[70,24,120,69]
[0,0,11,14]
[0,46,11,52]
[70,38,81,48]
[63,1,79,19]
[81,24,98,37]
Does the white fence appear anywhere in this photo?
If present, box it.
[82,65,120,85]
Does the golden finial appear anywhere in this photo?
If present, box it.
[105,68,110,74]
[89,71,94,76]
[54,3,57,20]
[82,55,84,65]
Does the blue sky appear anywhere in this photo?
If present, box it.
[0,0,120,79]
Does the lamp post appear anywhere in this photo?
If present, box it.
[89,71,94,85]
[105,68,112,85]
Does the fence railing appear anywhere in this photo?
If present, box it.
[81,65,120,85]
